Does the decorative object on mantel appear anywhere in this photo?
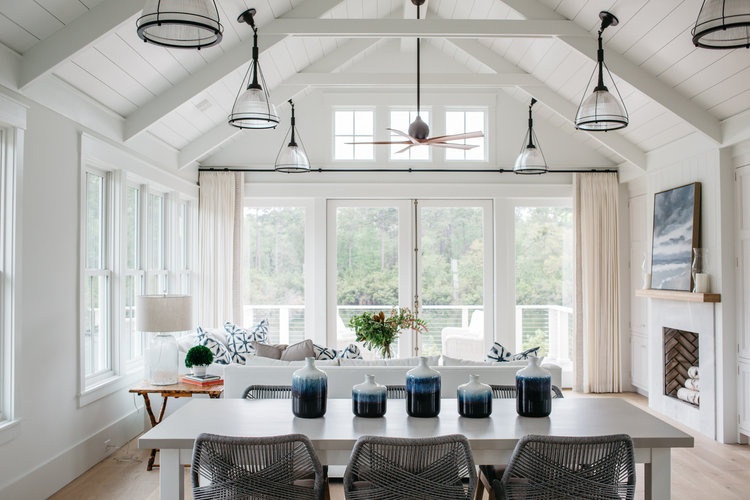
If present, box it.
[274,99,310,172]
[634,289,721,303]
[137,294,192,386]
[692,0,750,49]
[228,8,279,130]
[514,98,548,175]
[185,345,214,377]
[457,374,492,418]
[352,374,387,418]
[292,357,327,418]
[515,356,552,418]
[347,307,427,359]
[651,182,701,291]
[692,248,710,293]
[406,356,441,417]
[575,11,629,131]
[136,0,223,49]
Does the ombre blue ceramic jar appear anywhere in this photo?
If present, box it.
[515,356,551,418]
[406,357,441,417]
[292,357,327,418]
[352,374,387,418]
[457,374,492,418]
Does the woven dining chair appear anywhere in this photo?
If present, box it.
[491,434,636,500]
[343,434,477,500]
[191,433,327,500]
[386,384,407,399]
[242,384,292,399]
[475,385,564,499]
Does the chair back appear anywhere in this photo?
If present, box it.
[490,384,564,399]
[495,434,635,500]
[344,434,476,500]
[386,385,406,399]
[243,384,292,399]
[192,433,325,500]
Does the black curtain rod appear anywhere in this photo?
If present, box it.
[198,167,618,174]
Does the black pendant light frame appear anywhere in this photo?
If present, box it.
[692,0,750,49]
[136,0,223,49]
[515,98,548,175]
[228,8,279,130]
[575,11,629,132]
[275,100,311,173]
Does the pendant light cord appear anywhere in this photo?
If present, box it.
[416,3,421,116]
[527,98,537,148]
[288,99,297,147]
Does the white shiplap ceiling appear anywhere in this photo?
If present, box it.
[0,0,749,172]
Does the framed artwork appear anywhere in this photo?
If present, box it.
[650,182,701,291]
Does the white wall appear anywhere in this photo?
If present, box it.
[0,86,197,498]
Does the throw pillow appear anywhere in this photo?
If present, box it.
[313,343,338,360]
[486,342,512,363]
[224,319,269,364]
[196,327,231,364]
[510,346,541,360]
[251,342,287,360]
[338,343,363,359]
[280,339,315,361]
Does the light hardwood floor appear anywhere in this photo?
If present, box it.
[50,392,750,500]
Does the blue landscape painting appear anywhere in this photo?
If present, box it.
[651,183,700,291]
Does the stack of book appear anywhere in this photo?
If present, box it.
[182,373,223,386]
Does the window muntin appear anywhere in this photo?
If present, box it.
[334,110,374,161]
[445,110,486,161]
[147,192,167,294]
[390,110,430,161]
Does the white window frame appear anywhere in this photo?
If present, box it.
[121,182,146,368]
[175,198,193,295]
[444,108,488,162]
[332,108,376,162]
[146,190,169,295]
[388,109,432,162]
[0,95,25,443]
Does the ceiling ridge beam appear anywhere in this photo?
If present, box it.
[123,0,347,142]
[445,38,646,170]
[499,0,722,144]
[286,72,539,87]
[19,0,143,88]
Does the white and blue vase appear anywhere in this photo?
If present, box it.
[292,357,327,418]
[352,374,387,418]
[457,374,492,418]
[406,357,441,417]
[515,356,551,418]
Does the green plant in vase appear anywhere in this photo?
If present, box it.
[348,307,428,359]
[185,345,214,376]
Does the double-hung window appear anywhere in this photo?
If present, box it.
[445,109,486,161]
[82,169,113,384]
[177,200,192,294]
[123,184,145,363]
[334,110,374,160]
[147,192,168,294]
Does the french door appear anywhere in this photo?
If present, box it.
[327,199,493,359]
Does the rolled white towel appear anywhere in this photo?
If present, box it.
[687,366,700,379]
[684,378,700,391]
[677,387,700,405]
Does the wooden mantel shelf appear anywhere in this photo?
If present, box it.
[635,289,721,303]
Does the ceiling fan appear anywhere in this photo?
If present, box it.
[349,0,484,154]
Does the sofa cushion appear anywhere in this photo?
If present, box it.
[440,355,488,366]
[338,343,363,359]
[196,327,231,365]
[224,319,269,364]
[313,343,339,360]
[281,339,316,361]
[243,357,339,367]
[339,356,440,367]
[252,342,287,359]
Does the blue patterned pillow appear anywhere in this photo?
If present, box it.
[510,346,541,361]
[196,327,230,365]
[223,319,269,364]
[338,343,363,359]
[313,343,338,360]
[486,342,512,362]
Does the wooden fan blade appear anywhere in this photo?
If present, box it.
[426,131,484,142]
[429,143,478,150]
[395,144,415,154]
[386,128,418,144]
[346,141,412,145]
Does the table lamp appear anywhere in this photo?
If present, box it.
[136,295,192,385]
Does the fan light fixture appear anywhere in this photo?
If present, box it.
[275,100,310,173]
[575,11,628,132]
[692,0,750,49]
[136,0,223,49]
[228,8,279,130]
[514,98,548,175]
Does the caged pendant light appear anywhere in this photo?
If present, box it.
[228,8,279,130]
[692,0,750,49]
[275,100,310,173]
[136,0,223,49]
[575,11,629,132]
[514,98,548,175]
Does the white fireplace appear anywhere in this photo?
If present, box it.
[645,298,716,438]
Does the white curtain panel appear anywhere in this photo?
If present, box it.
[574,172,621,393]
[199,172,244,327]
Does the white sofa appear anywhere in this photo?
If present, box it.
[441,310,485,361]
[223,360,562,399]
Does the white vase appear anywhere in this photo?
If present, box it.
[406,356,441,417]
[192,365,207,377]
[352,374,387,418]
[292,357,328,418]
[457,374,492,418]
[515,356,552,417]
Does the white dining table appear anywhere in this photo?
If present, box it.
[139,397,693,500]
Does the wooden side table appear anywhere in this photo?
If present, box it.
[130,381,223,471]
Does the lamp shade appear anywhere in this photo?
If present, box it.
[136,0,223,49]
[275,144,310,172]
[514,145,547,175]
[575,88,629,131]
[229,86,280,129]
[136,295,193,332]
[692,0,750,49]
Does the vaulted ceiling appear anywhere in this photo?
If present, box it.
[1,0,749,175]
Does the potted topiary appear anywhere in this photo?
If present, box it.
[185,345,214,377]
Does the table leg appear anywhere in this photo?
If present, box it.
[142,393,170,471]
[644,448,671,500]
[159,449,184,500]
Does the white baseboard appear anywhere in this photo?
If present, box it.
[0,408,146,500]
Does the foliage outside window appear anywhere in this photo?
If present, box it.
[334,110,374,160]
[445,110,486,161]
